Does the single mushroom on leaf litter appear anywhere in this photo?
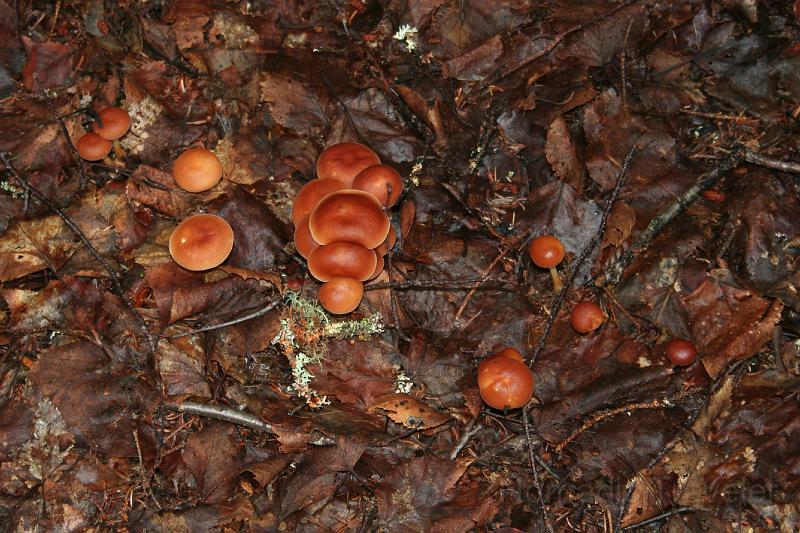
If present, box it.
[529,235,565,292]
[318,277,364,315]
[316,142,380,186]
[169,214,234,271]
[665,338,698,366]
[570,301,606,333]
[477,347,534,410]
[172,147,223,193]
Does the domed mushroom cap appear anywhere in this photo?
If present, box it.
[529,235,565,269]
[352,164,403,207]
[172,148,223,193]
[309,190,390,249]
[477,355,534,410]
[291,178,346,227]
[76,132,112,161]
[570,301,605,333]
[308,242,377,282]
[318,277,364,314]
[293,216,319,259]
[316,143,380,186]
[169,214,234,271]
[93,107,131,140]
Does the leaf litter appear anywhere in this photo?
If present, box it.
[0,0,799,531]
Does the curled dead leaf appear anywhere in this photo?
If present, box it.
[602,201,636,249]
[369,393,451,430]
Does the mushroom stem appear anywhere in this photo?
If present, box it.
[112,139,124,159]
[549,267,562,292]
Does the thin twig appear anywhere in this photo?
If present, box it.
[454,247,511,322]
[449,418,482,460]
[0,152,157,353]
[621,507,695,530]
[167,300,280,339]
[593,150,741,288]
[742,147,800,174]
[523,406,554,533]
[163,400,335,446]
[366,277,515,291]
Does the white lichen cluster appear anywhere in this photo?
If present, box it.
[212,13,258,48]
[393,24,419,51]
[272,292,385,408]
[394,367,413,393]
[409,160,423,187]
[18,398,74,482]
[119,96,163,155]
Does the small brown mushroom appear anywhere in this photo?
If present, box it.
[352,164,403,207]
[76,132,112,161]
[293,216,320,259]
[93,107,131,140]
[291,178,346,227]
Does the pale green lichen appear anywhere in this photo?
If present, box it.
[272,292,384,407]
[393,24,419,51]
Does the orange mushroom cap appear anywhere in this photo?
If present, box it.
[665,338,698,366]
[368,252,385,280]
[529,235,565,269]
[169,214,234,271]
[570,301,605,333]
[172,148,223,193]
[492,347,525,363]
[374,225,397,256]
[293,216,319,259]
[93,107,131,140]
[309,190,390,249]
[316,142,380,186]
[76,132,112,161]
[291,178,346,227]
[318,277,364,314]
[307,242,377,282]
[477,354,534,410]
[352,164,404,207]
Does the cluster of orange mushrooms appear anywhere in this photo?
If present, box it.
[292,142,402,314]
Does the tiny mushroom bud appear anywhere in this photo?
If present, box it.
[291,178,346,227]
[529,235,565,292]
[665,338,698,366]
[352,164,404,207]
[309,190,390,249]
[318,277,364,314]
[293,216,319,259]
[93,107,131,140]
[76,132,112,161]
[316,142,380,186]
[169,214,234,271]
[478,349,534,410]
[570,301,606,333]
[172,147,223,193]
[307,241,377,282]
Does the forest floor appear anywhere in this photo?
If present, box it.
[1,0,799,531]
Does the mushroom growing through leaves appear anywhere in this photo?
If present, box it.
[316,142,380,186]
[172,147,223,193]
[570,301,606,333]
[169,214,234,271]
[529,235,565,291]
[665,338,698,366]
[477,347,534,410]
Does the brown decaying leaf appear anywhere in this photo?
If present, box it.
[21,37,73,90]
[545,115,583,189]
[369,393,451,429]
[602,200,636,250]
